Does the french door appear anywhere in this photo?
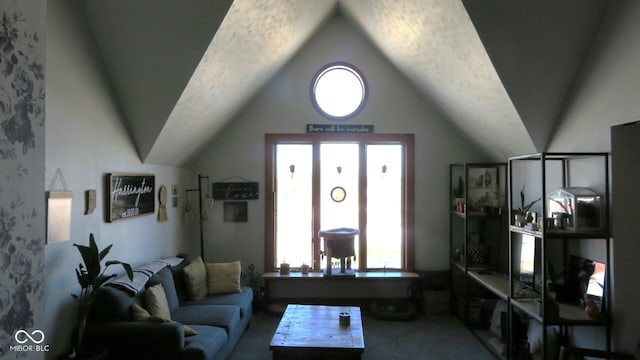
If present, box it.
[265,134,414,272]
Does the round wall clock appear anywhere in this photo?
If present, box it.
[330,186,347,202]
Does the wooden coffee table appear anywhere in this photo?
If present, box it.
[270,304,365,359]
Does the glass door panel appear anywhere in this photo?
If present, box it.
[275,144,313,267]
[320,143,360,271]
[366,144,402,269]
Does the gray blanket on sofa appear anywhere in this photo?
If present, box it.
[108,256,184,295]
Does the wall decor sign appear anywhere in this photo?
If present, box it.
[46,168,72,243]
[46,190,73,243]
[306,124,374,133]
[107,173,155,222]
[224,201,248,222]
[213,182,259,200]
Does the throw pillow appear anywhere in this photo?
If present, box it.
[183,256,208,301]
[130,303,197,336]
[205,261,242,294]
[145,284,171,321]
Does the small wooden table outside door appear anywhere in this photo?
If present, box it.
[269,304,365,359]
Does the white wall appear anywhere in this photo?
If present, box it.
[43,1,196,358]
[548,1,640,353]
[550,1,640,153]
[189,14,494,273]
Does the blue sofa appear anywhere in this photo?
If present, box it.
[85,259,253,360]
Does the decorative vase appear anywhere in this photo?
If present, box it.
[301,264,310,275]
[280,263,290,275]
[515,214,526,227]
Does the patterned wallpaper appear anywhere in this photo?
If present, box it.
[0,0,45,358]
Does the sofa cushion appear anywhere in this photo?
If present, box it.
[205,261,242,294]
[183,256,207,301]
[184,287,253,318]
[145,284,172,321]
[148,267,180,312]
[171,304,240,335]
[131,303,198,336]
[182,325,228,360]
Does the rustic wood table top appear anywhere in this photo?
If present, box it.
[269,304,365,353]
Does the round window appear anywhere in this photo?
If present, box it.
[311,62,367,120]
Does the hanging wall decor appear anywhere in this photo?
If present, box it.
[157,185,168,222]
[213,182,259,200]
[46,168,73,243]
[223,201,248,222]
[106,173,155,222]
[85,189,97,214]
[171,184,179,208]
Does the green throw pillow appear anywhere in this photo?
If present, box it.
[183,256,208,301]
[145,284,171,321]
[206,260,242,294]
[130,303,197,336]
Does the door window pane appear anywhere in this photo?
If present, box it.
[276,144,313,267]
[366,145,402,269]
[320,144,360,271]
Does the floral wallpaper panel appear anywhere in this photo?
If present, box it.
[0,0,45,358]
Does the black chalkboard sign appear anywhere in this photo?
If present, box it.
[107,173,155,222]
[213,182,259,200]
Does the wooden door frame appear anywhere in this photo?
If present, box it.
[264,133,415,272]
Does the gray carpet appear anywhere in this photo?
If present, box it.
[229,311,495,360]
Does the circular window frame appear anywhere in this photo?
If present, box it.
[310,62,368,121]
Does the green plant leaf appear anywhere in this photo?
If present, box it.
[98,244,113,262]
[105,260,134,281]
[75,268,90,289]
[96,274,117,288]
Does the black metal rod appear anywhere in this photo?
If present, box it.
[198,175,210,261]
[186,174,210,261]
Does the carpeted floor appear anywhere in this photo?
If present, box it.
[229,311,495,360]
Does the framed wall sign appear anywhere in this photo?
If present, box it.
[224,201,248,222]
[213,182,259,200]
[107,173,155,222]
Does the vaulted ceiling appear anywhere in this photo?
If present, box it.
[84,0,607,166]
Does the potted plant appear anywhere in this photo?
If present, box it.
[71,233,133,358]
[514,185,540,226]
[242,263,266,313]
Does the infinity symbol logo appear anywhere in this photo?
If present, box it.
[14,330,45,344]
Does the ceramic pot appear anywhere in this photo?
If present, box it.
[280,263,290,275]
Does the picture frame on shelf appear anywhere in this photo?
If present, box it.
[467,167,499,212]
